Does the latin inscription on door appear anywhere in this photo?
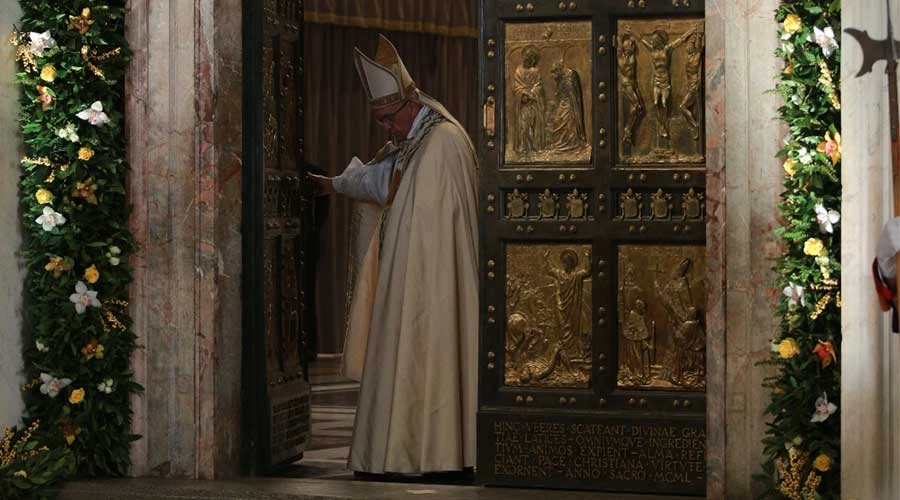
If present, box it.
[480,412,706,495]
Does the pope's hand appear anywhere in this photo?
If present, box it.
[308,173,335,196]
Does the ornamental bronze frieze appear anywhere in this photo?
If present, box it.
[505,243,593,388]
[504,21,592,164]
[501,188,593,219]
[616,18,704,165]
[617,245,706,391]
[613,188,706,221]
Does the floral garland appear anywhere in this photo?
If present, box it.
[2,0,136,495]
[762,2,841,499]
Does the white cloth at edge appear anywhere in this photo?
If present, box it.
[332,106,432,206]
[876,216,900,279]
[341,92,479,474]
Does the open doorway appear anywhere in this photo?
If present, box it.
[241,0,479,481]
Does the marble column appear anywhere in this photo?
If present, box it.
[841,0,900,497]
[0,0,24,430]
[126,0,244,479]
[707,0,784,497]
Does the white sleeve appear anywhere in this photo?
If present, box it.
[332,155,395,206]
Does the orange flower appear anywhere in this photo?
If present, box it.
[68,388,85,404]
[44,256,72,278]
[71,177,98,205]
[816,131,842,165]
[36,85,54,111]
[813,340,837,368]
[81,338,105,361]
[62,421,81,445]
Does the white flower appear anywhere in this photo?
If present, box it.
[39,373,71,398]
[97,379,114,394]
[798,147,813,165]
[811,392,838,423]
[783,282,806,307]
[781,41,795,54]
[28,31,56,57]
[35,206,66,231]
[780,30,792,41]
[76,101,110,126]
[69,281,100,314]
[815,203,840,233]
[106,246,122,266]
[57,123,79,143]
[35,340,49,353]
[791,93,802,106]
[810,26,839,58]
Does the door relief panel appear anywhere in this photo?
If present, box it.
[505,243,593,389]
[616,245,705,390]
[504,21,593,165]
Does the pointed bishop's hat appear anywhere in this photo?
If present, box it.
[354,35,417,109]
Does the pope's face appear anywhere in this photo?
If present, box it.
[373,100,416,141]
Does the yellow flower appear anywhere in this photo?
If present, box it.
[13,470,27,478]
[69,388,85,405]
[813,453,832,472]
[35,188,53,205]
[69,8,95,35]
[817,131,842,164]
[39,64,56,82]
[84,265,100,284]
[78,147,94,161]
[804,238,825,257]
[783,158,797,177]
[773,386,786,395]
[783,62,794,76]
[830,93,841,110]
[778,338,800,358]
[783,13,802,34]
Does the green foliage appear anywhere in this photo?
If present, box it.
[10,0,138,486]
[1,422,76,500]
[761,1,841,499]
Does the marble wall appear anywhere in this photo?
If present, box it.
[841,0,900,497]
[126,0,243,478]
[0,0,24,430]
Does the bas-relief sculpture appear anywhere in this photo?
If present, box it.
[617,245,706,391]
[617,18,705,165]
[505,22,592,164]
[505,244,592,388]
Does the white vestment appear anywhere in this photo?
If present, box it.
[338,95,479,474]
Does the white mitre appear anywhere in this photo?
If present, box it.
[354,35,417,109]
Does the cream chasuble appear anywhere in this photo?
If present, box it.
[339,93,479,474]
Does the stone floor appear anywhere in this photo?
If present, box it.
[60,361,699,499]
[60,478,696,499]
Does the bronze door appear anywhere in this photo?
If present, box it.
[242,0,313,472]
[477,0,706,494]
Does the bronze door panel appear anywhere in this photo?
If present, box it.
[242,0,312,473]
[478,0,706,494]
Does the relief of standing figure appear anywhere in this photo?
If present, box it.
[513,46,547,155]
[547,60,587,152]
[617,34,644,146]
[622,299,655,385]
[679,32,704,140]
[626,26,697,141]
